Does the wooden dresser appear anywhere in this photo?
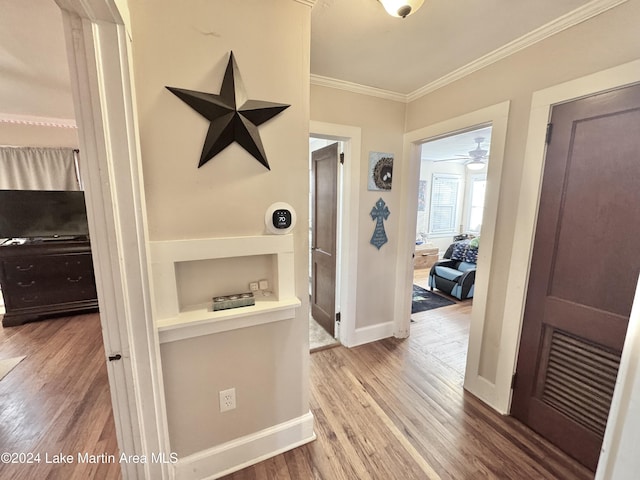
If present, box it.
[0,239,98,327]
[414,244,439,270]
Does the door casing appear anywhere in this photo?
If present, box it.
[511,83,640,470]
[58,2,169,479]
[397,102,510,410]
[503,61,640,476]
[310,122,361,347]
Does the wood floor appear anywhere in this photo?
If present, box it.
[224,272,594,480]
[0,313,120,480]
[0,280,593,480]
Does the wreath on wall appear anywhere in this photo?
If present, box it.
[372,157,393,190]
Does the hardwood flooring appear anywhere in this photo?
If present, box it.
[0,314,120,480]
[224,271,593,480]
[0,277,594,480]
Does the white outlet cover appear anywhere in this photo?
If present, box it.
[219,388,236,412]
[259,279,269,290]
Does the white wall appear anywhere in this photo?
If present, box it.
[128,0,313,468]
[405,0,640,394]
[310,86,405,331]
[0,122,78,147]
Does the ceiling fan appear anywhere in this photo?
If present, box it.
[432,137,489,170]
[462,137,489,170]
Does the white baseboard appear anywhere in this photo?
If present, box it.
[173,411,316,480]
[349,321,395,347]
[464,375,508,414]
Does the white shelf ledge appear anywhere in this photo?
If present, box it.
[157,297,301,344]
[150,234,296,324]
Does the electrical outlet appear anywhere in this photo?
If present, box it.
[258,279,269,290]
[249,282,259,292]
[219,388,236,412]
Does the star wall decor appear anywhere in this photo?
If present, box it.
[166,51,290,170]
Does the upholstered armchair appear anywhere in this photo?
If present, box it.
[428,239,478,300]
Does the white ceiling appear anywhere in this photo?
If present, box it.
[311,0,593,94]
[0,0,599,123]
[421,125,492,163]
[0,0,74,120]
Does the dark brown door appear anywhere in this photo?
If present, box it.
[311,143,339,336]
[511,83,640,471]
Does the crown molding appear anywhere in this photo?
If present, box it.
[311,0,628,104]
[292,0,317,7]
[310,74,408,103]
[407,0,629,101]
[0,113,77,129]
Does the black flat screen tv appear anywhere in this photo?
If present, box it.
[0,189,89,240]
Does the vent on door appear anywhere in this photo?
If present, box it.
[540,329,621,438]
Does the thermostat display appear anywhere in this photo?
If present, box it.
[265,202,296,235]
[272,209,292,229]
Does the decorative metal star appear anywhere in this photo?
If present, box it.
[166,51,290,170]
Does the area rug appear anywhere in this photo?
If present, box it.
[0,356,25,382]
[412,284,455,314]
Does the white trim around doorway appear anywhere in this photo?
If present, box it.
[309,121,361,347]
[394,101,511,409]
[499,60,640,476]
[58,2,168,479]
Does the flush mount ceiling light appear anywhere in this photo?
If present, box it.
[378,0,425,18]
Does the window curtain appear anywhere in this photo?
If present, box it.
[0,147,80,190]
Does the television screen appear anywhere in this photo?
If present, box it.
[0,190,89,240]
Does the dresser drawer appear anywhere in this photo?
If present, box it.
[0,242,98,324]
[2,259,40,282]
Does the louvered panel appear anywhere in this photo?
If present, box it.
[547,353,617,402]
[541,329,621,438]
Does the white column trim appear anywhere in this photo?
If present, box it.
[395,101,511,411]
[57,1,168,478]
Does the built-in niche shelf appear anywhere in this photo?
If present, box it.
[149,234,300,344]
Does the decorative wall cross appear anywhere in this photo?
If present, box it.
[370,197,390,250]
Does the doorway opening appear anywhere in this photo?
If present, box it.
[411,125,492,375]
[309,137,342,352]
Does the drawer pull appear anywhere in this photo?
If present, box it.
[16,264,34,272]
[67,276,83,283]
[17,280,36,287]
[20,295,39,303]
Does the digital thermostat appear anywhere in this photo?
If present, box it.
[265,202,296,235]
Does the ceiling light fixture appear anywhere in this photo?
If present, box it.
[465,137,488,170]
[378,0,424,18]
[465,160,486,171]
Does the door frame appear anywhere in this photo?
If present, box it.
[395,101,510,407]
[57,2,168,479]
[503,59,640,416]
[309,121,361,347]
[310,141,339,336]
[500,59,640,474]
